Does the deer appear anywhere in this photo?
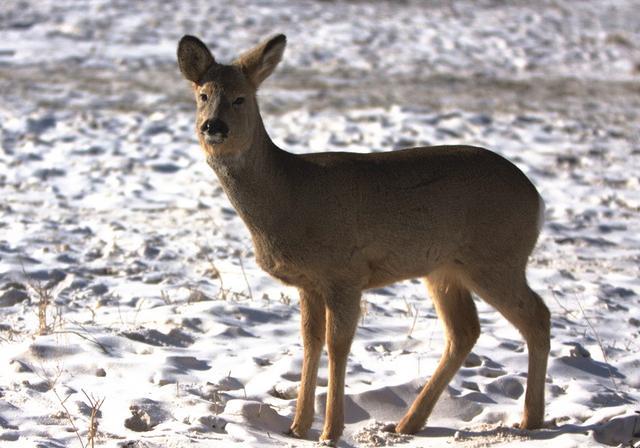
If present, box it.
[177,33,550,445]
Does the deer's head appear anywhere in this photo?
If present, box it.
[177,34,286,158]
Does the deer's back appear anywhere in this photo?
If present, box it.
[295,145,540,241]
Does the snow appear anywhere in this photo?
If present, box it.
[1,0,640,447]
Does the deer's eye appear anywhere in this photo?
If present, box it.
[233,97,245,106]
[199,93,208,102]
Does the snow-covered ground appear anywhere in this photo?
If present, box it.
[1,1,639,447]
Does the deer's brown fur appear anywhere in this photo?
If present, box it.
[177,34,550,445]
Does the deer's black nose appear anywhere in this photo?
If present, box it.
[200,119,229,138]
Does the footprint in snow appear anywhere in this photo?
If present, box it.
[166,355,210,371]
[121,328,194,347]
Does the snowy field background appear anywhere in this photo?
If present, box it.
[1,0,639,446]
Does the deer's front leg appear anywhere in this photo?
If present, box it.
[289,288,326,438]
[320,287,361,445]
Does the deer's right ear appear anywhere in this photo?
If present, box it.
[177,35,215,84]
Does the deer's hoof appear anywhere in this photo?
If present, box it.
[514,417,544,431]
[286,427,306,439]
[318,437,337,447]
[395,417,426,434]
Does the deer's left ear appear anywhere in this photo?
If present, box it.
[177,35,216,84]
[234,34,286,88]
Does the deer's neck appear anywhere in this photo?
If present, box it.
[206,115,293,235]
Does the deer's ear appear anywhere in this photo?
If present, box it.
[235,34,286,88]
[177,35,215,84]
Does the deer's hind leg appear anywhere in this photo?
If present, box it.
[462,265,550,429]
[396,269,480,434]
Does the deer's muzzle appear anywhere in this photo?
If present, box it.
[201,118,229,144]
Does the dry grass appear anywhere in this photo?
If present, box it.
[575,294,620,394]
[82,390,105,448]
[52,326,111,355]
[204,251,248,301]
[21,275,53,335]
[51,386,105,448]
[236,250,254,300]
[406,304,419,339]
[32,279,53,335]
[52,387,85,447]
[37,361,106,447]
[279,292,292,306]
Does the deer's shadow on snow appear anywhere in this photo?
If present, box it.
[321,358,638,447]
[416,414,640,447]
